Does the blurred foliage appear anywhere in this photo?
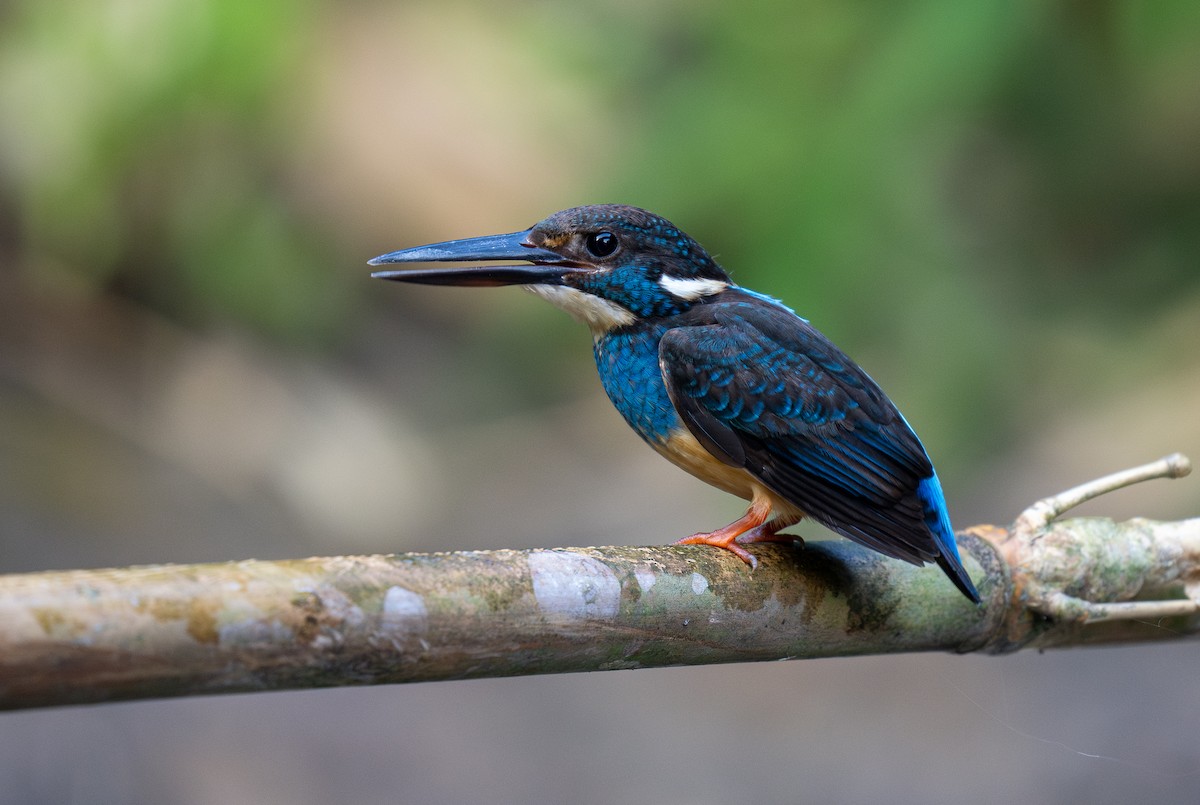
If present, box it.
[0,0,351,345]
[1,0,1197,458]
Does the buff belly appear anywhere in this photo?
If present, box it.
[653,427,805,521]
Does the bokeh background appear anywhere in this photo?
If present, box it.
[2,1,1199,803]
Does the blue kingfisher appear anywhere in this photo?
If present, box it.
[370,205,980,603]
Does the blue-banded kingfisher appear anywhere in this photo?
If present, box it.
[370,205,980,603]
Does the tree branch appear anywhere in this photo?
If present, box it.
[1,456,1196,711]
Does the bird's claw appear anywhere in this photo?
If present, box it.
[673,511,804,569]
[673,533,759,569]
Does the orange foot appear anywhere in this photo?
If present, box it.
[673,498,803,570]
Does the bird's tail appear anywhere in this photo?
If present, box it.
[918,471,981,604]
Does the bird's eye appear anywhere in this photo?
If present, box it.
[585,231,619,259]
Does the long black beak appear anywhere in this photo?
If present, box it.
[369,230,582,287]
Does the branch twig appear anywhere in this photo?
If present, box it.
[1000,454,1199,629]
[1012,452,1191,533]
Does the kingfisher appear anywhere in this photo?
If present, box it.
[370,205,980,603]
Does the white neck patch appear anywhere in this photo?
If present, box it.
[659,275,728,301]
[524,284,636,333]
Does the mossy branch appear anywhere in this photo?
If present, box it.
[0,455,1196,711]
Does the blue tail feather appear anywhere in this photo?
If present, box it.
[917,471,981,603]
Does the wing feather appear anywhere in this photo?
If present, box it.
[660,298,941,565]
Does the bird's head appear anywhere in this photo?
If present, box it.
[370,205,731,332]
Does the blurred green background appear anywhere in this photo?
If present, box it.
[2,1,1198,803]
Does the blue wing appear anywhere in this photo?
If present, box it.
[659,293,978,601]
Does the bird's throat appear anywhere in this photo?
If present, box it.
[524,284,636,333]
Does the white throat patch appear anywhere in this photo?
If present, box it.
[659,275,728,301]
[524,284,636,333]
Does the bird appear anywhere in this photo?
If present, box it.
[370,204,980,603]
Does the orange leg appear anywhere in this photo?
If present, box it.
[737,513,804,546]
[673,498,803,569]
